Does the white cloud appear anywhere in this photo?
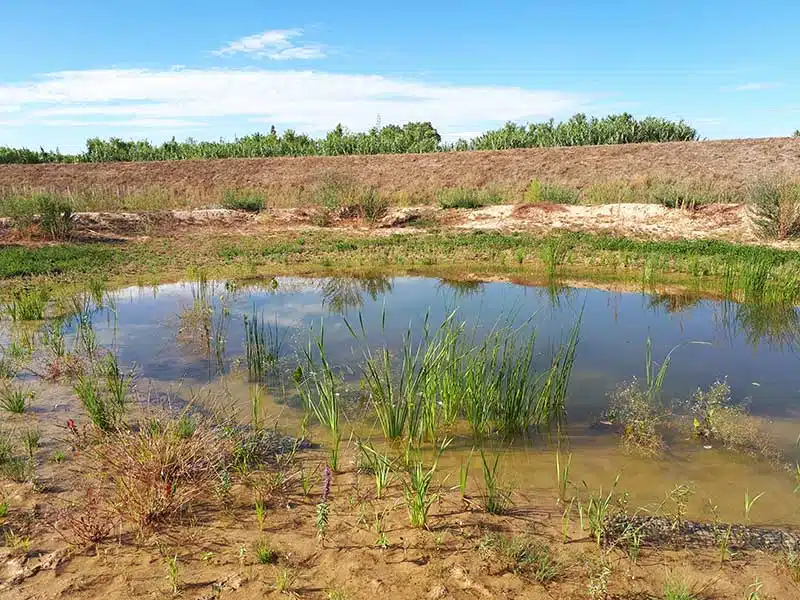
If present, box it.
[693,117,722,126]
[39,118,206,128]
[213,29,325,60]
[724,82,781,92]
[0,68,587,135]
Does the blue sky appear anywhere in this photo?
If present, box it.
[1,0,798,151]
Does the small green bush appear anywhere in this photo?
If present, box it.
[793,129,800,137]
[748,178,800,240]
[438,188,503,209]
[524,180,580,205]
[221,190,265,212]
[38,194,74,239]
[647,181,707,210]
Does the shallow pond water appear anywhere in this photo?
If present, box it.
[5,274,800,525]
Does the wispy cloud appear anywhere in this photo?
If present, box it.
[0,68,587,135]
[724,82,781,92]
[212,29,325,60]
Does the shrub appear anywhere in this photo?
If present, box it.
[607,378,665,455]
[647,181,707,210]
[524,180,580,205]
[221,189,265,212]
[85,420,230,533]
[37,194,74,239]
[438,188,503,209]
[794,129,800,137]
[748,178,800,239]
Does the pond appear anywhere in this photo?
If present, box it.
[5,274,800,526]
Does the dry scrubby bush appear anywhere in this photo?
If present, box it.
[2,193,74,239]
[85,420,231,533]
[748,178,800,240]
[524,179,580,205]
[311,179,388,224]
[51,489,119,545]
[437,187,505,209]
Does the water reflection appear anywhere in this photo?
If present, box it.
[320,276,393,315]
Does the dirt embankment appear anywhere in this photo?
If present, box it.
[1,138,800,199]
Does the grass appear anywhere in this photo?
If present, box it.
[221,189,266,212]
[3,230,800,305]
[479,450,511,515]
[524,179,580,204]
[255,539,277,564]
[74,375,121,432]
[0,386,30,413]
[4,287,49,321]
[479,533,561,583]
[404,438,450,528]
[438,188,504,209]
[748,178,800,240]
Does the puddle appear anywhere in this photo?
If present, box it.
[3,274,800,525]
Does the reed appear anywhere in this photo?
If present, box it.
[243,312,285,382]
[296,323,341,470]
[479,449,511,515]
[5,288,49,321]
[404,438,450,528]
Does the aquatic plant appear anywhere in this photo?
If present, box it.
[357,441,395,499]
[403,438,450,528]
[243,312,285,382]
[102,353,133,415]
[583,475,621,548]
[22,428,40,459]
[296,325,341,470]
[74,376,118,432]
[4,287,49,321]
[743,490,764,526]
[479,449,512,515]
[555,450,572,504]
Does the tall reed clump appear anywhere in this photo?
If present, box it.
[295,323,342,470]
[74,355,132,432]
[404,438,450,528]
[243,312,284,382]
[4,288,49,321]
[355,312,580,442]
[748,178,800,240]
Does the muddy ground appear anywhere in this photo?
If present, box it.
[1,378,798,600]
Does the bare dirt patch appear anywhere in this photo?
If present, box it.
[2,138,800,204]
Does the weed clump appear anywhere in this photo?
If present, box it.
[479,533,561,583]
[748,178,800,240]
[85,419,231,534]
[689,380,782,464]
[221,189,266,212]
[524,179,580,205]
[607,378,665,456]
[437,188,503,209]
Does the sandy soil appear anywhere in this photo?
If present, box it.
[3,202,795,251]
[2,138,800,200]
[1,378,798,600]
